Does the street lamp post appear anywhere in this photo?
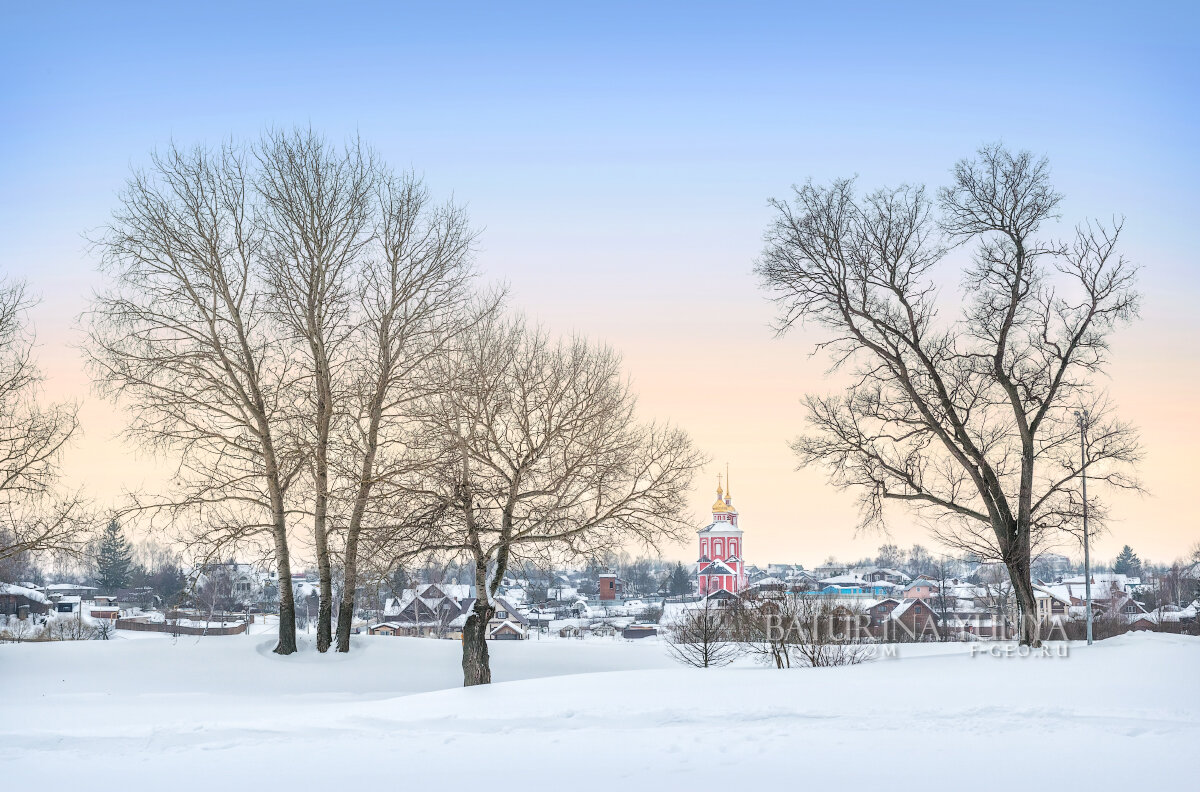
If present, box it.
[1075,409,1094,646]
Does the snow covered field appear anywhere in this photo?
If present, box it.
[1,631,1196,790]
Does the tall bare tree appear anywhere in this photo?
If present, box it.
[85,142,304,654]
[331,170,482,652]
[256,128,376,652]
[756,144,1140,645]
[405,316,704,685]
[0,280,86,564]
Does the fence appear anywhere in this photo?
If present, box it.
[115,619,248,636]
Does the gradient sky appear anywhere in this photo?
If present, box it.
[1,1,1197,567]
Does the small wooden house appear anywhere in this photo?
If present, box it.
[622,623,658,639]
[0,583,50,619]
[368,622,402,636]
[488,620,526,640]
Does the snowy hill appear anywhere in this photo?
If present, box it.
[1,632,1196,789]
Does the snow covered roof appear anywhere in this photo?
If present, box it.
[1033,584,1072,606]
[445,598,528,629]
[819,574,865,586]
[890,599,937,620]
[0,582,50,604]
[700,559,736,577]
[1060,573,1134,590]
[697,522,742,534]
[488,619,525,636]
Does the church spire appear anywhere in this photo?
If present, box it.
[711,473,731,513]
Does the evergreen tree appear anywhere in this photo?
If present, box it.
[1113,545,1142,577]
[96,519,133,593]
[666,562,692,596]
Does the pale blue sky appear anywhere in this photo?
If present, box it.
[1,1,1196,563]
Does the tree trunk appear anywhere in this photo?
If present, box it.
[1004,546,1041,647]
[461,601,495,686]
[313,372,334,652]
[273,519,298,655]
[314,509,333,652]
[335,414,380,653]
[335,532,359,653]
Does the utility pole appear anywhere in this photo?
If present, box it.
[1075,409,1094,646]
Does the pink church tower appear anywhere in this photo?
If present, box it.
[697,468,745,595]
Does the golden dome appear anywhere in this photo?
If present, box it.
[711,481,731,512]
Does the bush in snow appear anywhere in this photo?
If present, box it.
[731,592,870,669]
[666,596,740,668]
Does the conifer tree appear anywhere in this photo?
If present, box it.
[96,519,133,593]
[1113,545,1142,577]
[667,562,693,596]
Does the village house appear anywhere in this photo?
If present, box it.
[859,567,911,585]
[1034,585,1072,628]
[377,583,475,637]
[44,583,99,599]
[89,595,122,620]
[746,577,786,594]
[621,623,658,639]
[865,598,901,635]
[598,571,623,601]
[372,585,529,640]
[446,599,530,640]
[887,598,941,640]
[0,582,51,619]
[812,562,850,579]
[901,579,939,599]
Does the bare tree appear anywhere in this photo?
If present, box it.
[85,142,304,654]
[789,596,872,667]
[0,280,87,564]
[49,612,95,641]
[666,595,740,668]
[93,616,115,640]
[730,591,797,668]
[403,316,704,685]
[733,592,870,667]
[255,128,376,652]
[332,170,482,652]
[756,144,1141,645]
